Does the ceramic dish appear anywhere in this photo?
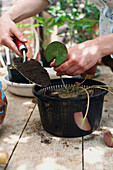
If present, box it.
[3,75,35,97]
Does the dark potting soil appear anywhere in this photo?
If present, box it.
[17,59,50,86]
[44,85,104,99]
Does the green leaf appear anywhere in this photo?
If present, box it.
[54,16,61,23]
[33,16,45,23]
[75,19,97,26]
[26,35,35,39]
[47,22,56,28]
[16,23,21,29]
[45,17,53,25]
[23,31,33,34]
[74,33,84,37]
[45,41,68,66]
[47,28,54,33]
[33,24,42,27]
[74,112,91,131]
[104,132,113,147]
[20,24,31,28]
[82,25,92,30]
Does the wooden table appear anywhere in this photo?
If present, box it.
[0,66,113,170]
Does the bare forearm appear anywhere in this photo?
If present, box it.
[0,0,49,55]
[5,0,49,23]
[96,33,113,57]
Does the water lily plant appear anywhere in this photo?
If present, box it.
[45,41,113,148]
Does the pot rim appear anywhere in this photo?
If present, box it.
[3,75,35,87]
[32,78,108,101]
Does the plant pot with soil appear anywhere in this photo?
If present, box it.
[32,41,109,138]
[32,77,108,137]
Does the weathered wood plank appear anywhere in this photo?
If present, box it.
[0,71,35,169]
[84,66,113,170]
[7,105,82,170]
[1,65,113,170]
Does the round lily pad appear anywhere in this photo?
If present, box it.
[45,41,68,66]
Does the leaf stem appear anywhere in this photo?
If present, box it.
[60,76,69,92]
[86,85,113,95]
[80,86,90,120]
[78,77,87,86]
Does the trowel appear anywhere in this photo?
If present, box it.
[6,36,27,66]
[13,36,28,62]
[6,37,50,87]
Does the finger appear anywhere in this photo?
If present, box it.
[54,54,79,72]
[54,60,73,72]
[56,72,65,76]
[3,37,22,56]
[56,66,84,76]
[50,59,55,67]
[11,25,27,43]
[65,64,85,76]
[70,69,85,76]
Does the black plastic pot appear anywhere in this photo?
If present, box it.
[32,78,108,137]
[8,68,29,83]
[8,57,29,83]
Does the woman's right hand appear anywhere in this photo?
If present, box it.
[0,13,27,56]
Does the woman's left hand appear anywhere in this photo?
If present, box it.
[51,39,101,76]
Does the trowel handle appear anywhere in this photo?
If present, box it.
[13,36,28,54]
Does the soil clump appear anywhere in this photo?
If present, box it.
[17,59,50,86]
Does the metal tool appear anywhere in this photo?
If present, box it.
[5,39,29,83]
[13,36,28,62]
[6,37,50,87]
[6,37,28,66]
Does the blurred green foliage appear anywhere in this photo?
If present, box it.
[47,0,100,44]
[17,0,100,48]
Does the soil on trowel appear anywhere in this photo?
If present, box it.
[17,59,50,86]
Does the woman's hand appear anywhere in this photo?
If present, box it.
[0,0,50,56]
[0,14,27,56]
[51,39,101,76]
